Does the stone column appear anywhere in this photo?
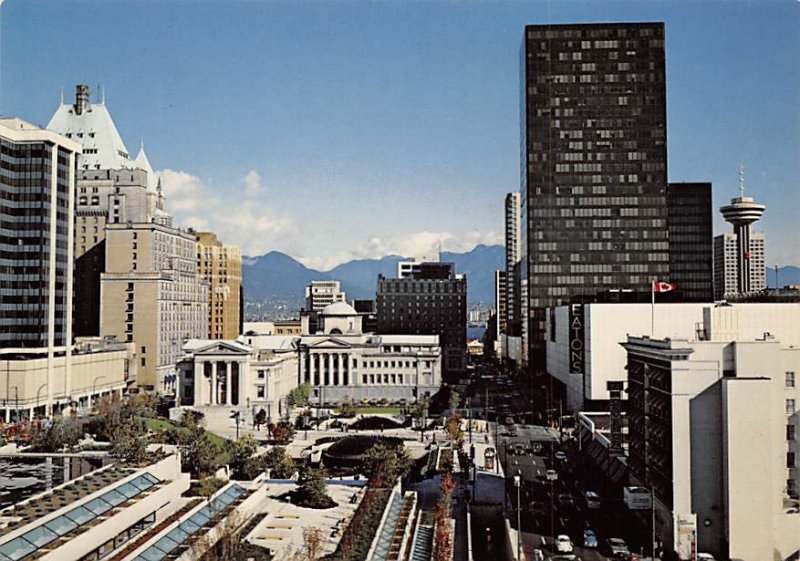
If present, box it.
[299,352,306,385]
[326,353,332,387]
[225,362,233,406]
[335,353,342,386]
[211,361,218,406]
[194,360,205,405]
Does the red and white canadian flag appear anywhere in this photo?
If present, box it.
[653,280,677,293]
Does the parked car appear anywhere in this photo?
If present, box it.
[546,469,558,481]
[583,490,601,509]
[555,534,574,553]
[603,538,631,557]
[582,529,598,548]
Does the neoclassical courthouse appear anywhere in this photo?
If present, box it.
[177,302,442,414]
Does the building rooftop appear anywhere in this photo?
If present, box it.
[0,467,165,561]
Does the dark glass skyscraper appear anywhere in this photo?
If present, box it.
[521,22,669,367]
[667,182,713,302]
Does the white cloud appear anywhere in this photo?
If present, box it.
[297,229,502,270]
[157,168,298,256]
[242,169,262,197]
[156,169,206,213]
[157,169,502,270]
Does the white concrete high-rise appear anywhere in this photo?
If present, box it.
[714,232,766,299]
[717,167,766,297]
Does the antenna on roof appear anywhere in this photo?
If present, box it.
[140,138,145,153]
[738,163,745,197]
[60,87,64,105]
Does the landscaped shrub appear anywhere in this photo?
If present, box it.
[325,488,391,561]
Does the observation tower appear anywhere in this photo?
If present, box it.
[719,165,765,294]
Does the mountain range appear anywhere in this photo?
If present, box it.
[767,265,800,288]
[242,244,505,310]
[242,247,799,315]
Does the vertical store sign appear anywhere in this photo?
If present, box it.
[568,303,584,373]
[607,381,624,455]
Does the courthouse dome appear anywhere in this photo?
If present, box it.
[320,302,357,316]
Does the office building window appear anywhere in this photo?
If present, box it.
[788,425,796,441]
[788,399,797,416]
[788,452,796,469]
[787,372,796,388]
[257,386,265,399]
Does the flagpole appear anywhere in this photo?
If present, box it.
[651,278,655,337]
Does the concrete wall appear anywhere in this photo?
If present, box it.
[0,349,128,412]
[722,377,776,561]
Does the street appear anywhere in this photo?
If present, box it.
[465,361,651,561]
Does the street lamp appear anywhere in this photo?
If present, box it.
[35,383,48,417]
[514,473,522,561]
[92,375,107,408]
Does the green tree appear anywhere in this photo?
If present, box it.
[294,467,335,509]
[445,414,464,446]
[180,422,224,478]
[287,383,311,408]
[410,396,431,423]
[110,416,149,465]
[448,390,460,413]
[262,446,295,479]
[337,396,357,418]
[30,418,82,452]
[362,442,413,483]
[227,434,258,479]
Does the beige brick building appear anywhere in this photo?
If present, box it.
[101,220,208,392]
[196,232,242,340]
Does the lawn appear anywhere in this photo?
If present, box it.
[354,407,404,415]
[137,416,229,447]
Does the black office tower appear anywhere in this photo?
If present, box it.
[667,182,713,302]
[521,23,670,368]
[377,263,467,379]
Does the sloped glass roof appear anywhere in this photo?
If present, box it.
[0,473,160,561]
[131,484,245,561]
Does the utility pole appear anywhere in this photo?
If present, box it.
[468,395,473,444]
[514,474,522,561]
[651,486,656,559]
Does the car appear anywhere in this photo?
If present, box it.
[554,450,567,461]
[504,416,515,425]
[546,469,558,481]
[697,555,717,561]
[555,534,573,553]
[582,529,598,548]
[550,556,581,561]
[583,490,601,509]
[507,426,518,437]
[603,538,631,556]
[557,493,575,509]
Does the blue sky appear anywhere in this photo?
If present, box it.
[1,0,798,269]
